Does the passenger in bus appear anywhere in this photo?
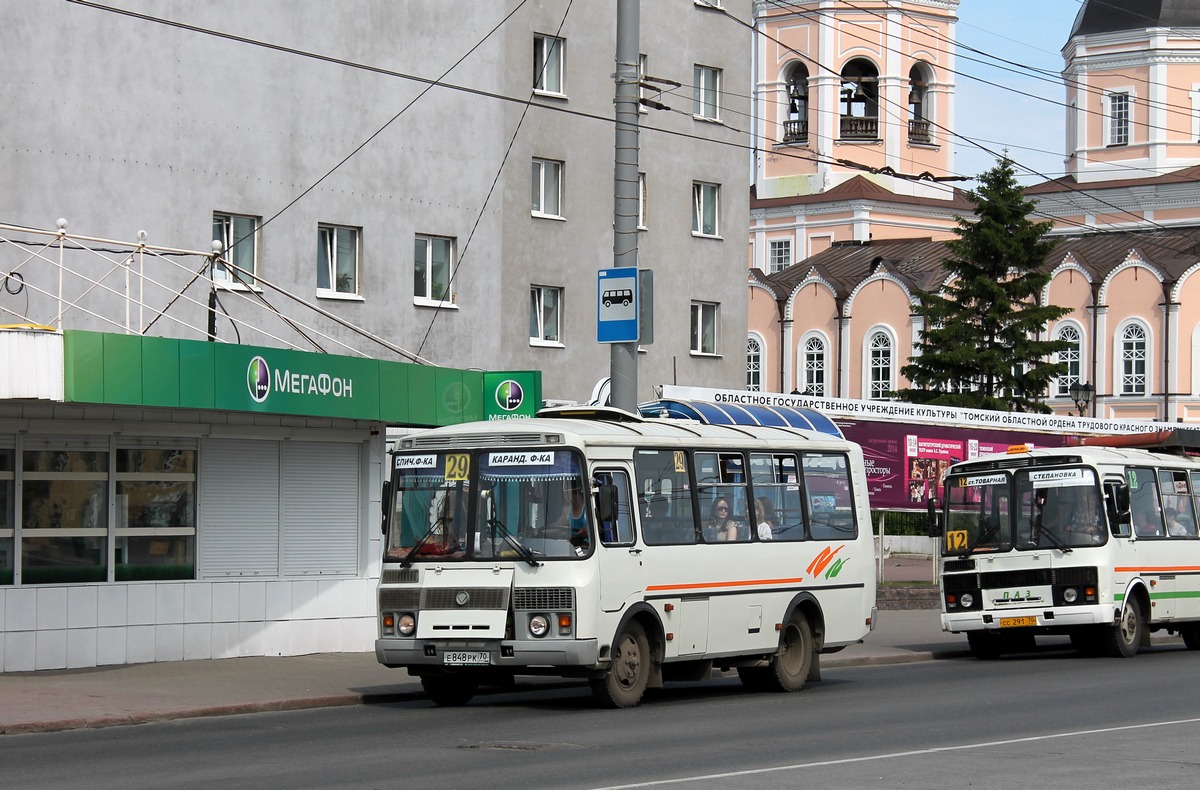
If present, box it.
[707,497,741,542]
[1131,500,1163,537]
[554,481,590,549]
[754,498,775,541]
[1165,508,1196,538]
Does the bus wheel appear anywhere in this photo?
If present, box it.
[764,616,813,692]
[421,674,478,707]
[1181,624,1200,651]
[1103,598,1144,658]
[591,621,651,708]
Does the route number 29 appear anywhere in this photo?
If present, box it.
[444,453,470,481]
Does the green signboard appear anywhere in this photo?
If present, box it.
[482,371,541,420]
[61,331,536,428]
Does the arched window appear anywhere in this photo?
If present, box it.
[746,335,764,392]
[1055,324,1081,397]
[801,334,826,396]
[908,63,931,143]
[784,63,809,144]
[867,330,893,399]
[1120,322,1148,395]
[840,59,879,140]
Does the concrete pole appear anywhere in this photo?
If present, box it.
[610,0,640,412]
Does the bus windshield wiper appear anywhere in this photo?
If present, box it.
[400,518,450,568]
[488,518,541,567]
[1031,513,1073,553]
[959,518,1002,559]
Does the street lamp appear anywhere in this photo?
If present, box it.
[1069,381,1095,417]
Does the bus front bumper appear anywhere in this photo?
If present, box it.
[942,604,1118,634]
[375,637,601,669]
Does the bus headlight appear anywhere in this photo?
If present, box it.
[398,613,416,637]
[529,614,550,638]
[1063,588,1078,604]
[959,593,974,609]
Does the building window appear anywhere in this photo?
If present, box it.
[532,158,563,218]
[1055,324,1082,397]
[530,285,562,344]
[115,448,196,581]
[317,224,359,296]
[803,335,826,396]
[868,330,893,399]
[1108,92,1130,146]
[840,58,879,140]
[212,213,259,286]
[534,34,564,94]
[691,301,718,355]
[784,63,809,143]
[692,182,720,237]
[637,172,648,229]
[414,235,454,303]
[1121,322,1147,395]
[638,54,648,114]
[747,335,763,391]
[693,64,721,120]
[768,239,792,273]
[0,448,12,585]
[908,63,931,144]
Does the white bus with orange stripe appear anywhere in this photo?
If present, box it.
[375,406,876,707]
[934,431,1200,659]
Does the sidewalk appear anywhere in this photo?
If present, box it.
[0,605,962,736]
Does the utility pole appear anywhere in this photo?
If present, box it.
[610,0,639,411]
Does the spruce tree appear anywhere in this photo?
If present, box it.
[898,157,1070,412]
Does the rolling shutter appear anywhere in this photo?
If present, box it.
[281,441,360,576]
[198,438,280,577]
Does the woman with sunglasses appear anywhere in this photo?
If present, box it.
[707,497,740,542]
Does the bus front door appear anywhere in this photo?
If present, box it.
[595,469,646,613]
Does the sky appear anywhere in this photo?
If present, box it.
[952,0,1085,183]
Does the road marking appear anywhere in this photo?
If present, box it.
[588,716,1200,789]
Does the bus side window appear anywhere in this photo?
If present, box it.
[595,470,635,546]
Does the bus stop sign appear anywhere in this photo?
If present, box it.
[597,268,639,343]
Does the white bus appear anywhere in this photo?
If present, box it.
[376,406,877,707]
[932,431,1200,659]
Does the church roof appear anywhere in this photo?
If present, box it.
[1070,0,1200,38]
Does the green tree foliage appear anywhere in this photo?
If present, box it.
[898,157,1070,412]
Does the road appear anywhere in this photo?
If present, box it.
[5,643,1200,790]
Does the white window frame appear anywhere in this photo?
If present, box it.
[768,239,792,273]
[747,334,764,392]
[1192,86,1200,142]
[530,285,563,346]
[1107,91,1130,147]
[800,332,828,396]
[691,301,719,356]
[865,327,895,400]
[532,158,564,219]
[693,64,721,121]
[1054,322,1083,397]
[212,212,260,290]
[1116,319,1150,396]
[692,181,720,238]
[413,234,455,307]
[637,172,648,230]
[317,224,361,299]
[638,54,648,115]
[534,34,564,96]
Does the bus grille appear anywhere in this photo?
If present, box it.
[379,589,421,610]
[943,573,979,593]
[942,559,976,573]
[381,568,419,584]
[423,587,510,610]
[513,587,575,610]
[404,433,553,448]
[1051,566,1098,585]
[978,566,1098,589]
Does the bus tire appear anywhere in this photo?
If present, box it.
[421,674,478,707]
[764,615,814,692]
[1103,598,1144,658]
[1181,623,1200,650]
[591,621,651,708]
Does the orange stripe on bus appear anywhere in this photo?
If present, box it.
[645,577,807,592]
[1114,566,1200,573]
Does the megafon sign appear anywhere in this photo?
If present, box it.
[484,371,540,420]
[216,345,379,419]
[246,355,354,404]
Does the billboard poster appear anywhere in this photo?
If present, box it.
[833,419,1070,511]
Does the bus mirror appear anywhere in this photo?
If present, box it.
[381,480,392,535]
[926,497,942,538]
[596,484,618,523]
[1107,484,1131,536]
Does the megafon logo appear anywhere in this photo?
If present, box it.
[495,379,524,412]
[247,356,271,403]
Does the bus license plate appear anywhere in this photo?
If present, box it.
[443,651,490,666]
[999,616,1037,628]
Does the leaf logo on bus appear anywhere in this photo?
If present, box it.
[806,545,846,580]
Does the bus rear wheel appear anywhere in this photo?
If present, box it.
[763,616,814,692]
[591,621,651,708]
[421,674,478,707]
[1102,598,1144,658]
[1182,624,1200,650]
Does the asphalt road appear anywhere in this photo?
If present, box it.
[5,643,1200,790]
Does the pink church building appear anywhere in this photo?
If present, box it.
[747,0,1200,423]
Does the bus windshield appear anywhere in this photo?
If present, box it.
[386,448,591,562]
[943,466,1105,555]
